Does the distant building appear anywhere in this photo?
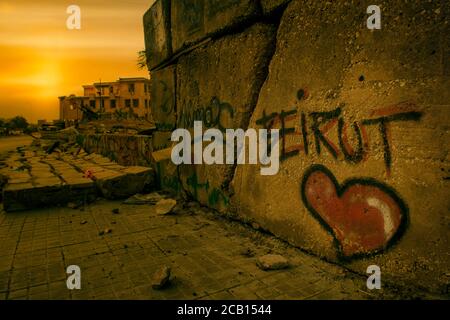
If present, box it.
[59,77,152,123]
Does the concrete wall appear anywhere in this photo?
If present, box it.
[81,134,154,167]
[144,0,449,294]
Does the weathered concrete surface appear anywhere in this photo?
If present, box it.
[176,22,277,210]
[170,0,260,54]
[143,0,172,69]
[150,66,177,131]
[261,0,291,15]
[232,0,450,293]
[65,154,155,200]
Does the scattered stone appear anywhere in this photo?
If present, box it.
[99,228,112,236]
[152,266,171,290]
[67,202,78,209]
[256,254,290,271]
[155,198,177,215]
[123,192,164,205]
[80,220,87,225]
[112,208,120,214]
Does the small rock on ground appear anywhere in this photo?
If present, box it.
[152,266,171,290]
[155,199,177,215]
[256,254,290,271]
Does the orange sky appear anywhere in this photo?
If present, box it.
[0,0,155,123]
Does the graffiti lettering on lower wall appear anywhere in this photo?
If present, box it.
[301,164,408,259]
[179,96,234,131]
[256,98,422,174]
[186,172,230,207]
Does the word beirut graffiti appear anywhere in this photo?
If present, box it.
[301,164,408,259]
[256,94,422,174]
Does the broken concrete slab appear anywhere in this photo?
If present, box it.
[143,0,172,69]
[1,148,154,211]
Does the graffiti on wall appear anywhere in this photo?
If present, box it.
[256,93,422,174]
[154,79,176,131]
[186,171,230,207]
[179,96,234,131]
[301,164,408,259]
[252,91,421,258]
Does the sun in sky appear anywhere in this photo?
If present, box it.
[0,0,155,123]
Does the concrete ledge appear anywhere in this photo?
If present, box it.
[143,0,172,69]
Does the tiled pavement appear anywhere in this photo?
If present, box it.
[0,199,418,300]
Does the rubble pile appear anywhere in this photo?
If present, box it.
[0,144,155,212]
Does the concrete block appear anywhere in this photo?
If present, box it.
[176,22,277,209]
[204,0,260,35]
[143,0,172,69]
[171,0,260,53]
[3,183,35,212]
[171,0,205,53]
[152,131,172,152]
[260,0,290,15]
[91,166,153,200]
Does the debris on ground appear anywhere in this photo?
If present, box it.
[67,202,82,209]
[155,198,177,215]
[46,141,60,154]
[256,254,290,271]
[80,220,87,225]
[152,266,171,290]
[123,192,164,205]
[112,208,120,214]
[99,228,112,236]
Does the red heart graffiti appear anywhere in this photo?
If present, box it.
[301,165,407,258]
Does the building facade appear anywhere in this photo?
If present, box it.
[59,77,152,123]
